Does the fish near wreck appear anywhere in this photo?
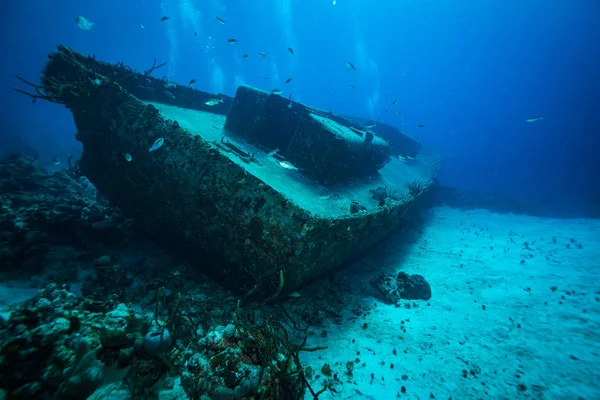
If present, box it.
[205,98,223,106]
[278,161,300,171]
[149,138,164,152]
[525,116,543,122]
[75,16,94,30]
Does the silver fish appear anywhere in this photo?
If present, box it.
[75,16,94,30]
[149,138,164,152]
[205,98,223,106]
[525,116,543,122]
[124,153,133,162]
[279,161,300,171]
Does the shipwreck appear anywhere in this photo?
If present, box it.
[15,45,442,296]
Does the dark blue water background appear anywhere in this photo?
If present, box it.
[1,0,598,214]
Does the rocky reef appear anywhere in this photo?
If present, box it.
[0,154,331,399]
[370,271,432,304]
[0,281,323,400]
[0,153,131,282]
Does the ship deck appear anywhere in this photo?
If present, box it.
[148,102,438,218]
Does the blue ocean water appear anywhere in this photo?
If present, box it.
[1,2,600,399]
[2,0,599,216]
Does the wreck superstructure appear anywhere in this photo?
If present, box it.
[18,45,441,295]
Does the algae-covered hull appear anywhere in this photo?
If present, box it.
[27,45,441,295]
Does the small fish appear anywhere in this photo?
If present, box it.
[287,94,293,109]
[271,89,284,95]
[288,292,301,298]
[124,153,133,162]
[75,16,94,30]
[418,124,424,128]
[258,52,267,58]
[189,79,197,85]
[161,16,169,21]
[242,54,249,59]
[165,91,175,99]
[396,111,402,116]
[194,32,197,37]
[285,77,293,84]
[205,98,224,106]
[227,38,238,44]
[267,148,280,157]
[526,116,543,122]
[139,24,145,29]
[51,157,60,165]
[216,16,226,24]
[288,47,295,55]
[149,138,164,152]
[398,154,417,163]
[348,84,356,89]
[391,99,398,105]
[279,161,300,171]
[364,123,376,129]
[347,61,356,70]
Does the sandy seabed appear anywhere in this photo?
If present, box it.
[300,206,600,400]
[0,205,597,400]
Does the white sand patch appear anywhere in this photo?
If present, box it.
[299,206,600,399]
